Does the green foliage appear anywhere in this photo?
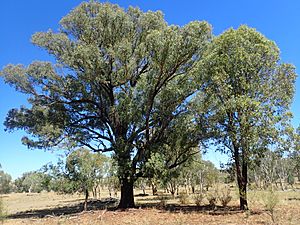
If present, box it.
[45,148,109,210]
[101,157,120,197]
[23,172,46,193]
[196,25,296,209]
[287,173,294,186]
[0,1,212,208]
[180,154,220,193]
[14,171,49,193]
[198,25,296,157]
[51,149,109,195]
[248,150,295,190]
[0,170,12,194]
[145,152,220,197]
[0,2,296,210]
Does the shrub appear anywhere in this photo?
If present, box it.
[219,186,232,207]
[263,190,279,223]
[207,189,218,207]
[178,192,189,205]
[193,192,205,206]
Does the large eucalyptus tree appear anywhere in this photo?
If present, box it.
[1,2,211,208]
[197,25,296,210]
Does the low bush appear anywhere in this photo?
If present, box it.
[263,190,279,223]
[193,192,205,206]
[178,193,189,204]
[207,189,218,207]
[219,186,232,207]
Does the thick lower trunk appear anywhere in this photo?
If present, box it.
[236,160,248,210]
[238,179,248,210]
[234,145,248,210]
[84,188,89,211]
[118,178,135,209]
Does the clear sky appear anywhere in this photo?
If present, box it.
[0,0,299,179]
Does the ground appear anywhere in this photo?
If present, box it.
[1,188,300,224]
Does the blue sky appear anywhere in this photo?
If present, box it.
[0,0,299,179]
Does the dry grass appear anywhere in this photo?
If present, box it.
[2,188,300,225]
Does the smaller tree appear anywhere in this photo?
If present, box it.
[197,25,296,209]
[51,148,108,211]
[23,172,48,193]
[105,158,120,198]
[201,161,220,191]
[0,169,12,194]
[14,171,48,193]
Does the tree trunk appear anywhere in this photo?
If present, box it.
[151,181,158,195]
[191,185,195,194]
[142,185,146,195]
[234,145,248,210]
[118,177,135,209]
[84,188,89,211]
[236,161,248,210]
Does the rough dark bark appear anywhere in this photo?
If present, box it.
[118,178,135,209]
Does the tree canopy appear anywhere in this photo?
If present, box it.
[1,1,211,208]
[197,25,296,209]
[0,1,297,211]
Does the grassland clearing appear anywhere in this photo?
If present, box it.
[1,188,300,224]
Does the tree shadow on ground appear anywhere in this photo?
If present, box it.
[8,199,263,220]
[8,198,118,219]
[287,197,300,201]
[138,203,263,216]
[135,195,175,202]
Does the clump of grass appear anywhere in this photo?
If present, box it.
[178,193,189,205]
[262,190,279,223]
[193,192,205,206]
[219,186,232,207]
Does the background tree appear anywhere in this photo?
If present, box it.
[177,154,219,194]
[197,25,296,210]
[105,158,120,198]
[21,172,47,193]
[0,168,12,194]
[53,148,108,211]
[0,1,211,208]
[13,171,50,193]
[291,127,300,181]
